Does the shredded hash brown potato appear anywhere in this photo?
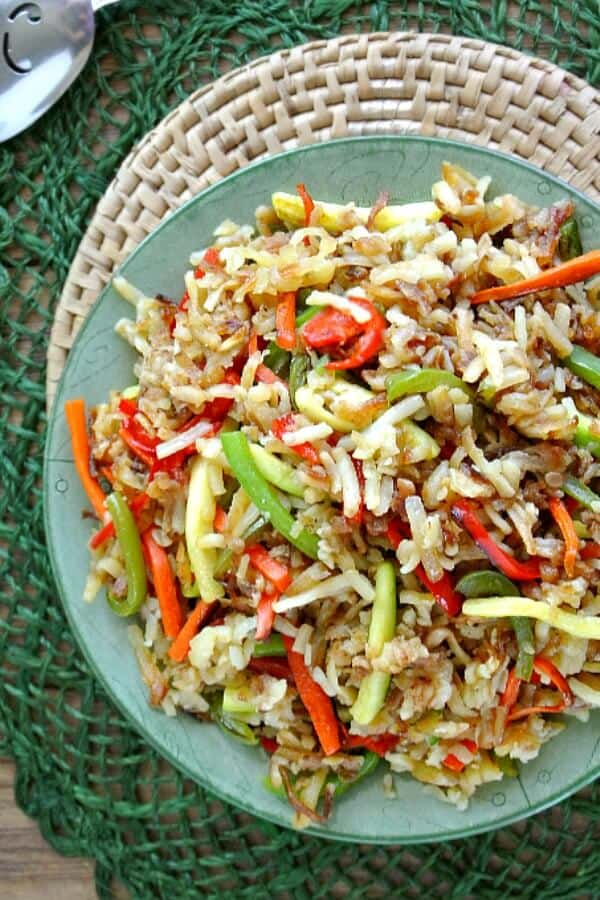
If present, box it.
[74,162,600,826]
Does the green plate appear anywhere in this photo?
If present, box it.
[44,136,600,843]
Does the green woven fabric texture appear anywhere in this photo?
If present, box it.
[1,2,600,897]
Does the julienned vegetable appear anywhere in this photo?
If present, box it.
[386,367,473,401]
[574,411,600,458]
[105,492,147,617]
[503,656,573,723]
[456,570,533,681]
[283,635,341,755]
[271,191,441,233]
[142,529,183,638]
[220,431,320,559]
[451,499,541,581]
[168,601,215,663]
[559,218,583,261]
[185,457,225,602]
[252,633,286,657]
[563,475,600,510]
[564,345,600,391]
[249,443,305,497]
[462,596,600,640]
[351,562,397,725]
[470,249,600,304]
[548,497,579,579]
[65,398,107,520]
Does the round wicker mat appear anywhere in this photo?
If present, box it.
[47,30,600,405]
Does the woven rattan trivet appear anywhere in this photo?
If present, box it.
[47,31,600,405]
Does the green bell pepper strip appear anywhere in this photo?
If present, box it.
[209,694,258,746]
[456,569,534,681]
[332,751,380,797]
[559,218,583,261]
[289,354,311,409]
[263,342,291,377]
[253,633,286,657]
[262,774,287,800]
[351,561,397,725]
[220,431,319,559]
[296,306,320,328]
[562,475,600,510]
[386,367,473,402]
[564,345,600,391]
[105,491,147,617]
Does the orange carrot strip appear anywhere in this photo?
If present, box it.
[283,635,341,756]
[168,601,216,663]
[507,656,573,722]
[255,591,277,641]
[548,496,579,578]
[501,667,522,710]
[275,292,296,351]
[248,331,259,356]
[471,249,600,304]
[142,530,183,639]
[64,398,106,520]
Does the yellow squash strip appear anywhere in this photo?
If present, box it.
[272,192,441,234]
[185,456,225,602]
[462,596,600,640]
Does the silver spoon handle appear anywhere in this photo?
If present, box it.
[91,0,120,10]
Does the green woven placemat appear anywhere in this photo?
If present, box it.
[1,2,600,898]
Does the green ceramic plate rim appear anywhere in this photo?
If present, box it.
[44,135,600,844]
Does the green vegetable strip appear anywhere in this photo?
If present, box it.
[209,693,258,745]
[351,562,397,725]
[333,751,380,797]
[386,367,473,402]
[296,306,320,328]
[249,443,305,497]
[289,354,310,409]
[220,431,319,559]
[253,633,286,658]
[562,475,600,510]
[559,218,583,261]
[263,342,291,377]
[105,491,147,617]
[456,569,533,681]
[564,345,600,390]
[574,412,600,459]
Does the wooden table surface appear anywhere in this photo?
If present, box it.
[0,758,97,900]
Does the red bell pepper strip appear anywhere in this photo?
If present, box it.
[118,397,138,418]
[247,545,292,593]
[470,249,600,305]
[202,247,220,267]
[442,739,478,772]
[201,370,240,421]
[168,601,217,663]
[255,591,277,642]
[89,492,150,549]
[275,292,297,351]
[327,298,386,371]
[178,291,189,312]
[386,517,462,616]
[271,413,320,466]
[296,183,314,226]
[415,566,463,617]
[506,656,573,722]
[194,265,205,279]
[248,656,293,681]
[64,398,107,520]
[501,667,522,709]
[548,496,579,578]
[451,499,541,581]
[302,308,363,349]
[259,736,279,754]
[142,530,184,639]
[283,635,341,756]
[344,733,399,756]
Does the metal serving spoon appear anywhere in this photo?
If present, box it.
[0,0,118,142]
